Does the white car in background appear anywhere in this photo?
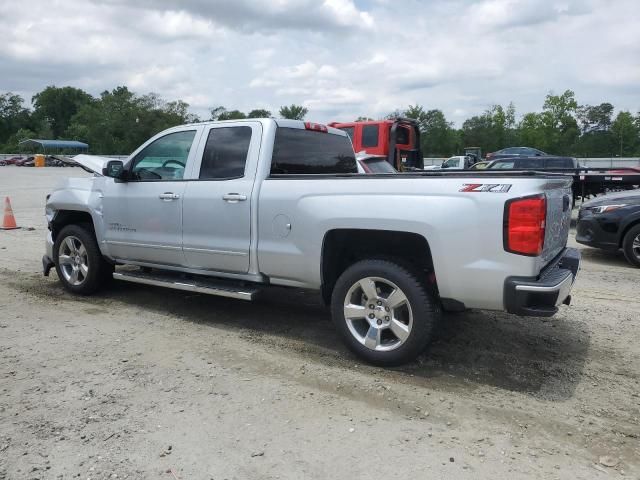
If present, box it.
[424,155,475,170]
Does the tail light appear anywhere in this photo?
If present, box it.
[304,122,328,133]
[504,195,546,256]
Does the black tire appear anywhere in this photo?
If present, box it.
[53,224,112,295]
[330,259,441,366]
[622,224,640,268]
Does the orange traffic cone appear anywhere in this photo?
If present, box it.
[1,196,20,230]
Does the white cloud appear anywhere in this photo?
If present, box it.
[0,0,638,126]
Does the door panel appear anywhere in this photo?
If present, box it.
[101,128,201,266]
[182,122,261,272]
[182,179,252,271]
[102,181,186,265]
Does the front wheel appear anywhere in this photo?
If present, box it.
[331,259,441,366]
[622,224,640,268]
[53,224,112,295]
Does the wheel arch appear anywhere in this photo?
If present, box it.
[50,210,96,243]
[320,229,436,305]
[619,216,640,247]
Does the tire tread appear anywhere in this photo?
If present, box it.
[330,259,441,366]
[622,224,640,268]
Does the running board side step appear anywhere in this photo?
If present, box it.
[112,270,260,301]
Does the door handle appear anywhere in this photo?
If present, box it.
[222,193,247,203]
[159,192,180,200]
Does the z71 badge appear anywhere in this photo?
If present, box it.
[460,183,512,193]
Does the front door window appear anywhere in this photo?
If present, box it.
[130,130,196,181]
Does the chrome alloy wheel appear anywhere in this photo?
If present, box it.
[343,277,413,352]
[58,236,89,286]
[633,234,640,260]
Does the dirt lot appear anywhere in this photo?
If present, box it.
[1,167,639,479]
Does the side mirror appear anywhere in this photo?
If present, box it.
[103,160,125,179]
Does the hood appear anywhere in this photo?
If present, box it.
[73,154,124,175]
[582,189,640,207]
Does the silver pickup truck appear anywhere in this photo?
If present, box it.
[43,119,580,365]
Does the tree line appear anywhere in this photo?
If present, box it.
[0,85,638,157]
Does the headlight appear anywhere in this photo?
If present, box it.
[591,204,628,214]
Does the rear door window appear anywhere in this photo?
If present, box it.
[396,126,410,145]
[271,128,357,174]
[361,125,379,148]
[199,127,252,180]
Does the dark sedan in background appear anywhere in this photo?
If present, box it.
[481,156,578,170]
[486,147,547,160]
[576,190,640,267]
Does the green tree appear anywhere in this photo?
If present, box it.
[247,109,271,118]
[462,112,494,152]
[384,109,403,120]
[404,106,459,156]
[539,90,579,154]
[218,110,247,120]
[164,100,200,123]
[575,103,615,156]
[2,127,38,152]
[279,104,308,120]
[577,103,614,134]
[0,92,32,146]
[504,102,517,146]
[32,86,93,138]
[460,103,518,155]
[611,111,639,156]
[517,112,545,149]
[66,86,196,154]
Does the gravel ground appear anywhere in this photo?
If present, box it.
[1,167,639,479]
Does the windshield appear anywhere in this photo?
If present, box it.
[441,157,460,168]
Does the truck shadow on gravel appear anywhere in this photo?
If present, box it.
[15,272,590,402]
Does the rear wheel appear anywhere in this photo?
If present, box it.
[622,224,640,268]
[331,259,440,366]
[53,224,112,294]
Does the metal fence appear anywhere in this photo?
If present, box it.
[423,157,640,168]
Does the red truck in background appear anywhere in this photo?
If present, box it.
[328,118,423,171]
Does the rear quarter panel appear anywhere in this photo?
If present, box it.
[257,175,565,310]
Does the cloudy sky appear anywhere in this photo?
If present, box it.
[1,0,638,124]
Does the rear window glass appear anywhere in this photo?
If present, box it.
[396,126,410,145]
[339,127,355,140]
[516,158,544,169]
[545,158,572,168]
[271,128,357,174]
[361,125,379,148]
[199,127,252,180]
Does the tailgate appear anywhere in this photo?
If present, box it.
[541,179,573,265]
